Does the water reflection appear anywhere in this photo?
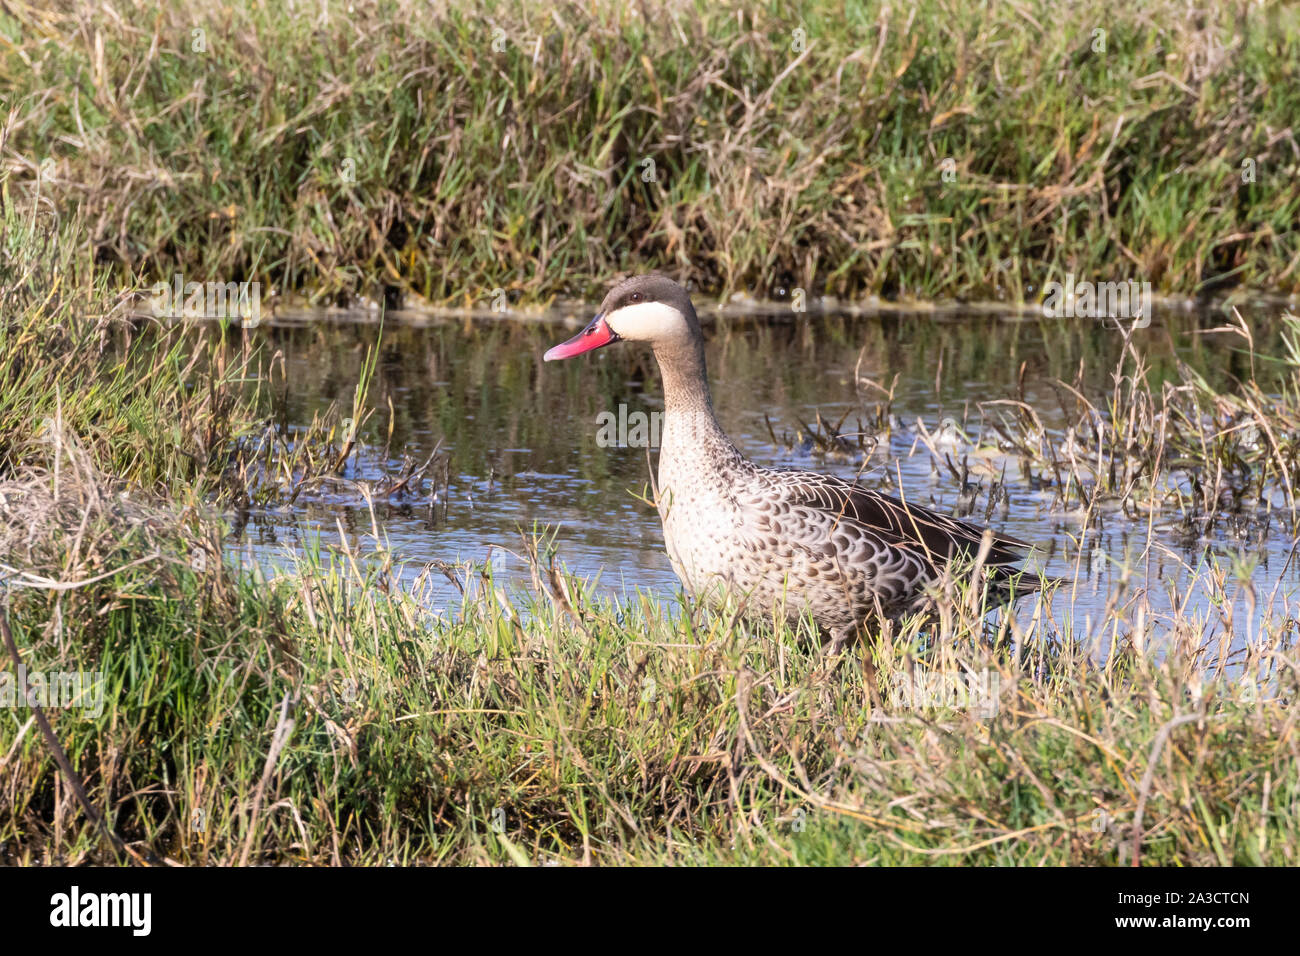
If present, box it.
[221,302,1300,651]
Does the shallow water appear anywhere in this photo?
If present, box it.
[220,300,1300,655]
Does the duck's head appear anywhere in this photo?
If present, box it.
[544,274,699,361]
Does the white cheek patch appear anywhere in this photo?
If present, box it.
[605,301,687,343]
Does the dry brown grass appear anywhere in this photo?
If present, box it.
[1,0,1297,303]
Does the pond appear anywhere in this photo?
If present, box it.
[219,298,1300,657]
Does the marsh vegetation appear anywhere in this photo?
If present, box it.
[1,1,1298,865]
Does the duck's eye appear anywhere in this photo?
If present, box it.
[631,292,641,302]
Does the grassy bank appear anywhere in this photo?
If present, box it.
[1,203,1298,866]
[2,0,1299,304]
[2,448,1296,865]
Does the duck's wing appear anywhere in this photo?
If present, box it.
[764,469,1029,567]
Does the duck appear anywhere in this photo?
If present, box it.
[544,274,1034,651]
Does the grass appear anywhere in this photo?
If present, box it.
[0,194,262,497]
[1,207,1298,865]
[943,313,1300,528]
[1,0,1298,304]
[1,438,1296,865]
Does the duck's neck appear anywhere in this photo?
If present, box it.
[655,338,713,416]
[653,337,742,474]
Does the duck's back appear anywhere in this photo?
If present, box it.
[658,443,1027,630]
